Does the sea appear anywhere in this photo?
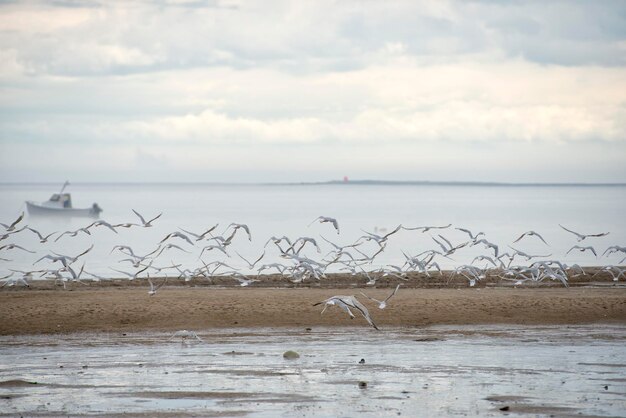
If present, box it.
[0,182,625,279]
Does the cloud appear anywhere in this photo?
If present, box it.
[1,0,624,78]
[1,0,625,183]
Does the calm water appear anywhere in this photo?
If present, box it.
[0,183,625,277]
[0,325,625,417]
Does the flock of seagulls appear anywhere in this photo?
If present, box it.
[1,210,625,329]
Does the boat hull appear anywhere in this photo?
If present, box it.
[26,201,101,218]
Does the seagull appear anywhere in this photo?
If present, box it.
[236,250,265,269]
[455,227,485,242]
[313,295,379,330]
[472,239,499,258]
[603,246,626,257]
[180,224,219,241]
[0,244,36,254]
[403,223,451,232]
[287,237,321,254]
[226,223,252,241]
[358,224,402,246]
[593,266,625,282]
[360,284,401,310]
[1,272,30,287]
[432,234,468,256]
[159,231,194,246]
[354,243,387,263]
[471,255,499,268]
[148,275,167,296]
[132,209,162,227]
[81,270,108,282]
[508,246,552,261]
[309,216,340,234]
[513,230,549,245]
[169,329,204,343]
[319,235,362,252]
[112,222,140,229]
[87,220,118,233]
[256,263,288,276]
[559,224,609,242]
[54,227,91,242]
[51,244,94,264]
[1,225,28,242]
[566,245,597,257]
[26,227,57,243]
[110,262,151,280]
[264,236,293,249]
[154,244,191,258]
[110,245,137,256]
[0,212,24,232]
[229,272,259,287]
[199,244,229,258]
[200,260,239,277]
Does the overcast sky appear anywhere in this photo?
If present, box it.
[0,0,625,183]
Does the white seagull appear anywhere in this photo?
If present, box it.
[226,223,252,241]
[513,230,549,245]
[309,216,340,234]
[360,284,401,310]
[1,212,25,232]
[132,209,162,227]
[26,227,57,243]
[313,295,379,330]
[455,227,485,242]
[559,224,609,242]
[566,245,597,257]
[148,275,167,296]
[159,231,194,246]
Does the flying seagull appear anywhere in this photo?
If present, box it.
[309,216,340,234]
[132,209,162,227]
[559,224,609,242]
[513,230,549,245]
[0,212,25,232]
[313,295,379,330]
[359,284,401,310]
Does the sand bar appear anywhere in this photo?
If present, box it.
[1,285,624,335]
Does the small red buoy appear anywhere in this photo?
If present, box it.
[343,176,349,183]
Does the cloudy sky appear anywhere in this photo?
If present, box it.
[0,0,625,183]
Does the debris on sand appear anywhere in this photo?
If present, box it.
[283,350,300,359]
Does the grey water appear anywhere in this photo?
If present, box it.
[0,325,625,417]
[0,182,625,277]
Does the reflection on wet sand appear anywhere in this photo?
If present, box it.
[0,325,625,417]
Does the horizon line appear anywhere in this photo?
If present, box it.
[1,179,625,187]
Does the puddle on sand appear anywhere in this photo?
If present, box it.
[0,325,625,417]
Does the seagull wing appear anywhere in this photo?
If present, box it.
[587,232,610,238]
[147,212,163,224]
[535,232,549,245]
[347,296,379,330]
[512,232,526,243]
[559,224,582,238]
[358,291,382,305]
[9,212,25,229]
[384,284,401,302]
[27,227,44,240]
[132,209,147,225]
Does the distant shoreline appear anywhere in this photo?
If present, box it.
[1,180,625,188]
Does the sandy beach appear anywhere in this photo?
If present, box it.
[1,275,624,335]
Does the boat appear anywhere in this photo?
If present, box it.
[25,181,102,218]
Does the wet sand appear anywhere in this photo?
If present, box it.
[1,282,625,335]
[1,325,625,417]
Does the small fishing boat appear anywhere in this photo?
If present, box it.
[25,181,102,218]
